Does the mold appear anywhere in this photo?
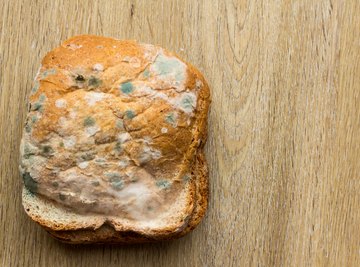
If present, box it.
[22,172,38,194]
[88,76,102,88]
[125,110,136,119]
[120,82,133,94]
[92,181,100,187]
[75,75,85,82]
[59,193,66,201]
[116,119,124,129]
[83,116,96,127]
[156,180,171,190]
[106,173,124,190]
[31,81,40,94]
[165,112,177,127]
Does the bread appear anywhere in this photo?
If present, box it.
[19,35,210,244]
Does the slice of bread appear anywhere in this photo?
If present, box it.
[20,35,210,243]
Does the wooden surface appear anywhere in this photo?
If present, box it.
[1,0,359,266]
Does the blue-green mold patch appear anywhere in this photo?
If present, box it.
[31,115,38,123]
[40,68,57,79]
[116,119,124,129]
[31,81,40,94]
[153,54,185,82]
[156,180,171,189]
[39,93,46,102]
[106,172,124,190]
[181,94,195,110]
[120,82,134,94]
[31,93,47,112]
[125,110,136,119]
[165,112,177,127]
[31,102,43,111]
[142,69,150,78]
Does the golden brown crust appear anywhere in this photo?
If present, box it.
[21,35,210,243]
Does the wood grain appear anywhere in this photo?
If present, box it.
[1,0,359,266]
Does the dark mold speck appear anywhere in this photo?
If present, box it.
[88,76,102,88]
[75,75,85,82]
[92,181,100,187]
[83,116,96,127]
[42,145,54,155]
[22,172,38,194]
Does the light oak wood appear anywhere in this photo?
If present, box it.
[1,0,359,266]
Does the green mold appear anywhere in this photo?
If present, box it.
[115,141,122,152]
[181,95,194,109]
[39,93,46,102]
[30,94,46,112]
[120,82,133,94]
[153,54,184,82]
[31,81,40,94]
[88,76,102,88]
[31,102,43,112]
[143,69,150,78]
[116,119,124,129]
[41,68,56,78]
[25,123,32,133]
[156,180,171,189]
[165,112,177,126]
[107,174,124,190]
[31,115,38,123]
[83,116,95,127]
[125,110,136,119]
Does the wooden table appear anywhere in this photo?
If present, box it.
[1,1,359,266]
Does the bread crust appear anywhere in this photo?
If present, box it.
[20,35,210,243]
